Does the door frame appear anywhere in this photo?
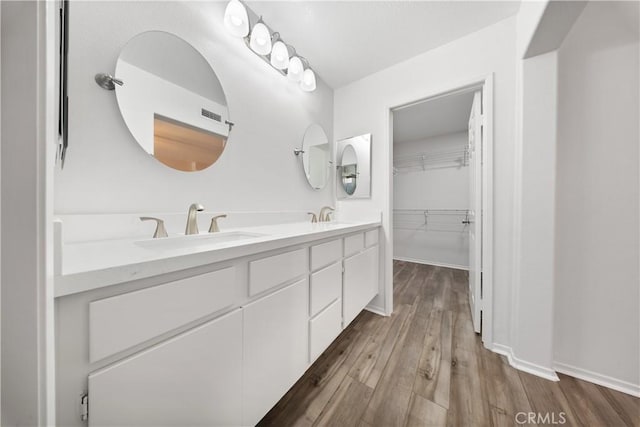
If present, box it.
[386,73,494,347]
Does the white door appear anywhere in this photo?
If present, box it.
[468,91,483,334]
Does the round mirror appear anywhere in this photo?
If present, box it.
[301,124,330,190]
[115,31,230,172]
[340,144,358,195]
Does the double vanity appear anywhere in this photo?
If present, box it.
[54,17,380,426]
[55,213,381,426]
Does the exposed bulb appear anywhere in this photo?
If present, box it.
[249,22,272,55]
[300,68,316,92]
[287,56,304,82]
[223,0,249,38]
[270,41,290,70]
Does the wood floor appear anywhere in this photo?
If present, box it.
[258,261,640,427]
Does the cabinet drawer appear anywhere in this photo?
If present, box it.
[365,228,379,247]
[90,266,236,362]
[309,298,342,362]
[344,233,364,257]
[311,239,342,271]
[249,248,308,296]
[310,262,342,316]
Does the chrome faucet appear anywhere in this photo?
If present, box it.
[185,203,204,235]
[319,206,334,222]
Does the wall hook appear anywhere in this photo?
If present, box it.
[293,148,305,156]
[95,73,124,90]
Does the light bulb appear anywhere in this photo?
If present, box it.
[300,68,316,92]
[249,22,272,55]
[287,56,303,82]
[270,41,289,69]
[223,0,249,38]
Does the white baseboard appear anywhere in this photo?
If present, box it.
[554,362,640,397]
[492,344,560,381]
[364,304,388,317]
[393,256,469,271]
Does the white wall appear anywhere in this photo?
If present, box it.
[393,132,469,268]
[511,50,558,378]
[1,1,54,424]
[507,0,588,382]
[334,16,516,344]
[0,3,3,422]
[555,1,639,394]
[55,1,334,215]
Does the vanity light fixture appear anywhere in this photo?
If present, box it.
[300,68,317,92]
[249,20,272,55]
[270,38,290,70]
[223,0,249,38]
[223,0,317,92]
[287,56,304,82]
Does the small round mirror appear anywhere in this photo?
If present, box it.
[115,31,230,172]
[301,124,330,190]
[340,144,358,195]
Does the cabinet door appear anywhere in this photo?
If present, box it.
[343,245,379,327]
[243,278,309,426]
[88,309,242,427]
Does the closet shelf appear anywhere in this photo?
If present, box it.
[393,148,468,174]
[393,209,470,233]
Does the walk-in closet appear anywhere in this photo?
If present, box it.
[392,91,476,271]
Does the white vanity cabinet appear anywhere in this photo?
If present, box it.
[242,278,309,426]
[343,243,379,328]
[87,309,243,427]
[55,225,381,427]
[309,239,343,362]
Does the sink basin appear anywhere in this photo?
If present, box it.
[135,231,267,250]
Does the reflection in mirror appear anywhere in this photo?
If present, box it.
[301,124,330,190]
[337,134,372,199]
[341,144,358,195]
[115,31,230,172]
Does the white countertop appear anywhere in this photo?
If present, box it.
[55,220,381,298]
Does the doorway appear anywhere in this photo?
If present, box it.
[389,79,493,345]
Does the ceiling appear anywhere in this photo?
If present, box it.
[393,90,475,143]
[247,1,521,88]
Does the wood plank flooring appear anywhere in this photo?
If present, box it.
[258,261,639,427]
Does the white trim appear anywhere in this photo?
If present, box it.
[393,256,468,271]
[384,110,394,317]
[364,305,388,317]
[511,51,524,353]
[387,72,495,348]
[492,344,560,382]
[43,2,57,423]
[554,362,640,397]
[480,74,494,349]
